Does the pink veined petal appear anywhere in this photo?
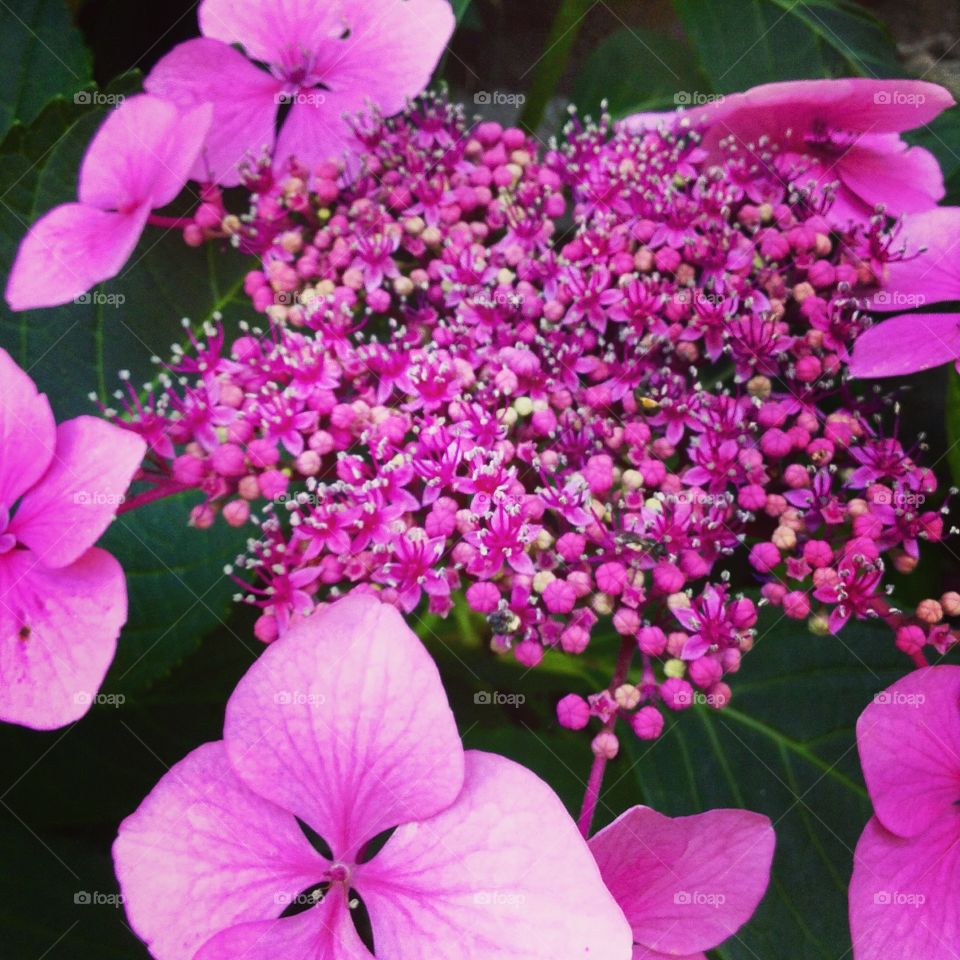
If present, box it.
[320,0,455,114]
[701,78,953,145]
[199,0,349,69]
[0,348,56,505]
[876,206,960,309]
[224,593,465,861]
[837,134,945,216]
[4,202,149,311]
[849,813,960,960]
[114,740,328,960]
[192,889,375,960]
[856,666,960,837]
[355,750,633,960]
[0,547,125,730]
[589,805,775,956]
[11,417,146,569]
[78,94,212,210]
[145,38,282,187]
[273,93,362,173]
[849,313,960,378]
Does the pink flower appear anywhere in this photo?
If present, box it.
[145,0,456,185]
[851,206,960,377]
[5,95,212,310]
[113,594,632,959]
[849,666,960,958]
[635,79,953,223]
[0,349,146,728]
[590,805,775,959]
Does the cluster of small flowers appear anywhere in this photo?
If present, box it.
[115,93,953,746]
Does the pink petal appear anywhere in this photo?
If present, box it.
[199,0,348,68]
[224,593,465,860]
[849,814,960,960]
[589,805,774,956]
[876,206,960,309]
[4,202,149,310]
[11,417,146,569]
[356,750,633,960]
[850,313,960,378]
[192,890,375,960]
[145,38,282,187]
[322,0,455,114]
[837,135,945,216]
[702,79,953,145]
[0,348,56,505]
[78,94,213,210]
[633,947,706,960]
[273,94,362,173]
[856,666,960,837]
[0,547,125,730]
[114,740,328,960]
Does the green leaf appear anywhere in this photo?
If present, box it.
[0,91,257,420]
[945,367,960,486]
[0,0,92,139]
[572,27,705,118]
[616,613,909,959]
[673,0,899,93]
[98,493,252,695]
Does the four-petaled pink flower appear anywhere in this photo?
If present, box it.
[632,79,953,223]
[850,666,960,959]
[0,349,146,728]
[145,0,456,185]
[591,805,775,960]
[114,594,633,959]
[5,95,212,310]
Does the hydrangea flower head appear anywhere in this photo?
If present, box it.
[114,593,633,959]
[0,349,146,728]
[850,666,960,958]
[5,95,212,310]
[145,0,456,185]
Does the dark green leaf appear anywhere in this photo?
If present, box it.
[0,0,92,139]
[99,493,252,695]
[946,367,960,486]
[673,0,899,93]
[572,27,705,118]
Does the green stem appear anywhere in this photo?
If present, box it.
[517,0,592,132]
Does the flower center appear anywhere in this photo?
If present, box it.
[326,861,351,886]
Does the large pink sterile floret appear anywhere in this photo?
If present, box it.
[113,593,632,959]
[0,349,146,728]
[145,0,455,185]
